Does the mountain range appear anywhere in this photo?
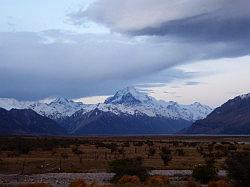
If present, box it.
[181,93,250,134]
[0,87,212,135]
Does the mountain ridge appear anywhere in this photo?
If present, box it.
[0,107,66,135]
[0,87,212,122]
[181,93,250,134]
[0,87,213,135]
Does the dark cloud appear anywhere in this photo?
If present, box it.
[131,14,250,42]
[72,0,250,59]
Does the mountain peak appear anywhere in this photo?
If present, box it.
[104,87,152,105]
[191,102,204,107]
[51,97,70,104]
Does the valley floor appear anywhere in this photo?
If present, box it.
[0,136,249,186]
[0,170,226,186]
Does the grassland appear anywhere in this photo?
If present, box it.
[0,135,249,175]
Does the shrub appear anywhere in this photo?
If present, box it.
[175,148,185,156]
[148,147,156,158]
[105,143,118,153]
[117,175,141,185]
[133,141,144,146]
[69,179,88,187]
[109,157,149,182]
[61,152,69,159]
[160,147,172,166]
[208,180,229,187]
[145,175,170,186]
[225,152,250,187]
[192,162,218,184]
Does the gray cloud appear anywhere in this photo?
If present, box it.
[2,27,245,100]
[2,0,250,100]
[74,0,250,39]
[0,31,203,100]
[71,0,250,58]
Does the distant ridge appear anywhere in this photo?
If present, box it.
[181,93,250,134]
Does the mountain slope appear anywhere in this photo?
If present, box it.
[181,93,250,134]
[0,108,66,135]
[65,108,192,135]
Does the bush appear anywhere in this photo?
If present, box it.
[160,147,172,166]
[192,162,218,184]
[109,157,150,182]
[148,147,156,158]
[145,175,170,186]
[225,152,250,187]
[117,175,141,185]
[69,179,88,187]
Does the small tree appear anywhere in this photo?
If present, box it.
[176,148,185,156]
[160,147,172,166]
[109,157,150,182]
[192,161,218,184]
[225,152,250,187]
[148,147,156,158]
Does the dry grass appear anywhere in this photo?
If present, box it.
[0,136,250,174]
[145,175,170,186]
[117,176,141,185]
[183,181,200,187]
[69,179,88,187]
[208,180,229,187]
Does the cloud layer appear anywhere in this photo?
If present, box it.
[1,0,250,100]
[74,0,250,41]
[0,31,200,100]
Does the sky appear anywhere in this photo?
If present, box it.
[1,0,250,107]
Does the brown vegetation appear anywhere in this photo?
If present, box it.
[69,179,88,187]
[117,175,141,185]
[145,175,170,186]
[208,180,229,187]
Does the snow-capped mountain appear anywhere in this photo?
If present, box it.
[0,87,213,135]
[0,97,90,120]
[98,87,212,122]
[0,87,212,122]
[59,87,213,135]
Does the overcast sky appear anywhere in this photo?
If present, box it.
[1,0,250,107]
